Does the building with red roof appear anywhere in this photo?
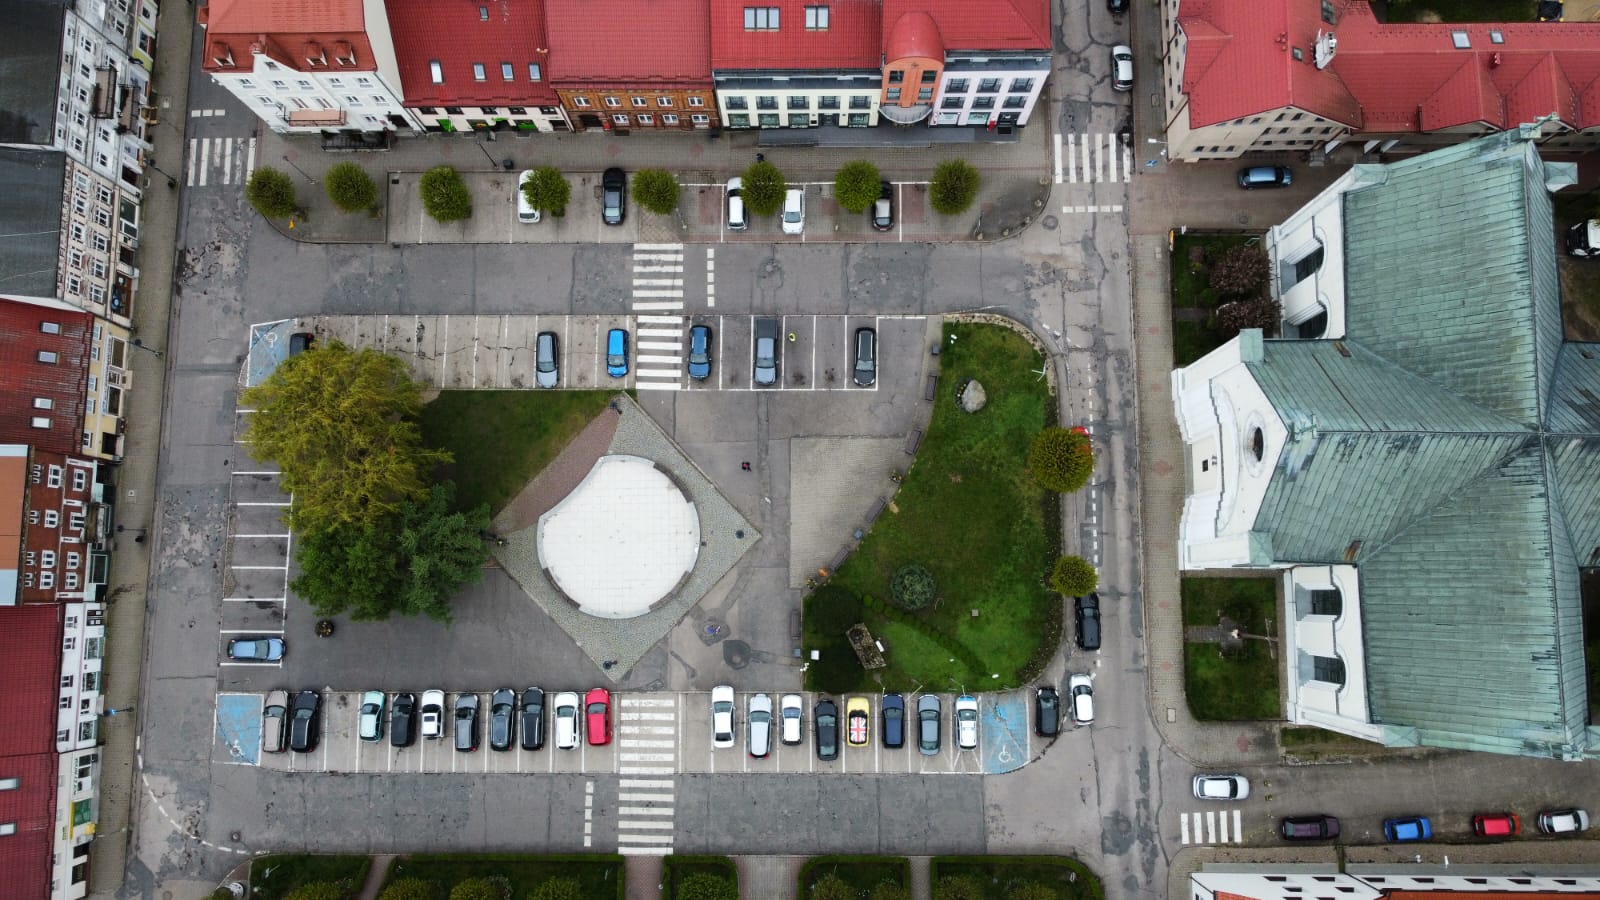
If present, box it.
[0,296,130,466]
[544,0,716,132]
[0,604,66,899]
[1163,0,1600,161]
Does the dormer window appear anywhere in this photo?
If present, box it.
[333,41,357,66]
[304,42,326,67]
[210,42,234,67]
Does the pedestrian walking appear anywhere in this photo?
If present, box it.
[756,153,766,163]
[741,461,751,471]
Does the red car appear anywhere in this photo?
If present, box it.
[1472,813,1520,837]
[584,688,611,746]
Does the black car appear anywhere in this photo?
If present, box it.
[520,687,545,751]
[815,698,839,760]
[1108,0,1128,13]
[289,690,321,753]
[390,692,417,747]
[1035,686,1061,737]
[1280,815,1341,841]
[489,688,516,751]
[1075,593,1102,651]
[881,693,906,748]
[454,693,480,752]
[852,327,877,387]
[602,167,626,226]
[288,332,314,355]
[871,180,894,232]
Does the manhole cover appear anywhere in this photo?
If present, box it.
[723,640,751,669]
[1042,215,1058,231]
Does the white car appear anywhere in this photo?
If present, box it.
[516,169,541,223]
[1538,809,1590,834]
[357,690,386,742]
[1068,674,1094,726]
[781,188,805,235]
[747,693,773,758]
[954,695,979,750]
[780,693,803,745]
[553,691,581,750]
[711,685,736,748]
[1111,45,1134,92]
[420,689,446,740]
[1193,774,1250,800]
[725,177,746,231]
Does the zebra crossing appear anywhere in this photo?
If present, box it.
[615,695,678,856]
[186,136,258,189]
[1054,132,1133,184]
[1179,809,1245,845]
[631,244,687,392]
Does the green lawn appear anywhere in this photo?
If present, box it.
[662,855,738,900]
[386,854,624,900]
[797,856,909,899]
[1385,0,1535,23]
[1172,320,1226,367]
[930,856,1103,900]
[419,390,618,515]
[1182,576,1282,721]
[250,855,371,900]
[804,322,1060,692]
[1170,233,1262,364]
[1181,576,1278,628]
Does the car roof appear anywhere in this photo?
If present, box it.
[749,693,772,711]
[918,695,940,711]
[554,691,579,705]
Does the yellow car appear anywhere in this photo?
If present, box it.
[846,696,871,747]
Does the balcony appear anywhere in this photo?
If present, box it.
[287,108,347,127]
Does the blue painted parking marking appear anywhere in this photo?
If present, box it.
[981,692,1029,774]
[216,692,263,765]
[245,320,294,387]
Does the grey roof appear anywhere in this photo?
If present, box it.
[0,0,68,145]
[0,147,65,297]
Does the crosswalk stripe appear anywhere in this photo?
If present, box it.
[634,382,681,392]
[619,740,675,749]
[618,846,672,856]
[619,698,676,707]
[637,341,682,350]
[637,315,683,324]
[637,328,681,337]
[632,301,684,311]
[619,792,675,801]
[635,371,680,379]
[619,764,677,772]
[619,778,674,788]
[618,806,675,816]
[1181,813,1190,845]
[619,820,675,830]
[616,833,673,843]
[621,726,676,735]
[621,711,676,721]
[635,243,684,251]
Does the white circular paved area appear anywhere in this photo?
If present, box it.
[537,454,701,619]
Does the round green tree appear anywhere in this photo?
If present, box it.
[833,159,881,213]
[419,166,472,222]
[632,168,680,215]
[1050,554,1098,596]
[890,563,938,611]
[526,878,580,900]
[741,160,787,216]
[448,878,506,900]
[379,878,439,900]
[523,166,570,218]
[1027,426,1094,493]
[246,166,298,219]
[808,873,855,900]
[870,882,912,900]
[932,876,986,900]
[325,161,377,213]
[807,584,864,636]
[929,158,980,215]
[285,883,345,900]
[677,872,737,900]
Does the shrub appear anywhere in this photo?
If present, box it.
[889,564,938,611]
[833,160,881,213]
[246,167,298,219]
[932,876,986,900]
[448,877,509,900]
[808,873,856,900]
[808,585,865,637]
[419,166,472,222]
[632,168,680,215]
[325,162,377,213]
[741,160,787,216]
[1027,427,1094,493]
[930,159,980,215]
[677,872,737,900]
[1214,297,1280,339]
[1050,555,1098,596]
[1208,244,1269,297]
[870,881,912,900]
[286,883,346,900]
[526,880,580,900]
[810,640,865,694]
[522,166,570,218]
[1008,883,1060,900]
[379,879,439,900]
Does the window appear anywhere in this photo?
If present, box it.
[971,96,994,110]
[692,114,710,124]
[966,112,988,124]
[0,823,15,836]
[805,5,829,28]
[637,114,654,125]
[78,721,95,742]
[848,113,869,126]
[918,88,932,100]
[1310,589,1341,616]
[48,466,62,488]
[85,638,100,659]
[849,95,870,109]
[788,113,808,127]
[1003,95,1026,109]
[728,113,750,127]
[38,350,58,364]
[70,512,84,531]
[656,96,673,107]
[758,113,780,127]
[922,70,937,84]
[1451,30,1471,48]
[444,106,464,114]
[62,697,73,710]
[508,107,526,114]
[941,96,964,110]
[631,97,647,107]
[0,778,16,790]
[528,63,542,81]
[1291,47,1304,61]
[45,510,59,528]
[472,63,486,81]
[41,321,62,334]
[34,398,53,410]
[1010,77,1034,93]
[61,674,74,688]
[429,61,443,84]
[688,96,704,107]
[725,96,747,110]
[978,78,1002,93]
[662,114,679,125]
[501,63,514,81]
[70,223,85,243]
[757,96,778,110]
[1321,0,1337,23]
[947,78,969,93]
[788,96,809,110]
[478,5,488,18]
[888,70,904,84]
[744,6,779,29]
[31,417,50,429]
[91,234,108,252]
[819,96,839,110]
[1311,655,1346,685]
[886,89,901,101]
[42,551,56,569]
[605,96,621,108]
[297,80,312,89]
[66,573,78,590]
[572,97,590,108]
[66,551,79,570]
[612,114,629,125]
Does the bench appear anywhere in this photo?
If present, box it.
[924,374,939,402]
[904,429,923,455]
[828,547,851,573]
[866,497,887,523]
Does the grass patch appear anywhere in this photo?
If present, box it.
[419,390,618,515]
[797,856,909,898]
[387,854,624,900]
[1170,233,1262,364]
[250,855,371,900]
[1385,0,1535,23]
[1172,320,1226,367]
[930,856,1102,900]
[1181,576,1277,628]
[804,322,1060,692]
[1185,642,1281,721]
[1279,725,1368,747]
[662,855,737,900]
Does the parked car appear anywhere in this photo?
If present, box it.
[1035,686,1061,737]
[357,690,386,743]
[846,697,870,747]
[955,695,979,750]
[1280,815,1340,841]
[1237,165,1293,189]
[606,328,629,378]
[852,327,877,387]
[1068,674,1094,726]
[814,698,839,760]
[754,317,780,386]
[602,167,626,225]
[780,693,804,745]
[288,332,314,355]
[453,693,480,752]
[520,687,545,751]
[288,690,321,753]
[517,169,541,223]
[881,693,906,749]
[535,331,559,389]
[1472,813,1520,837]
[687,324,713,380]
[1111,45,1134,91]
[747,693,773,758]
[553,691,581,750]
[725,177,747,230]
[1108,0,1128,13]
[1075,594,1102,650]
[585,687,611,746]
[226,636,284,662]
[1384,816,1433,843]
[1537,809,1590,835]
[711,685,736,748]
[781,188,805,235]
[261,689,289,754]
[872,181,894,232]
[489,688,516,751]
[420,689,445,740]
[917,694,942,756]
[390,692,417,748]
[1192,774,1250,800]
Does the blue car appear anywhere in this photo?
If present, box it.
[226,636,285,661]
[687,324,712,380]
[1384,816,1433,843]
[606,328,629,378]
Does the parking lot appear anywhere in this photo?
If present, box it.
[218,415,291,669]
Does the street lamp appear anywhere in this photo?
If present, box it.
[1146,137,1168,158]
[280,154,317,185]
[130,337,164,358]
[144,159,178,189]
[475,141,513,171]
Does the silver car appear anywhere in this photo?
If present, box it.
[753,318,779,387]
[357,690,385,743]
[535,331,559,389]
[261,689,289,753]
[955,695,979,750]
[917,694,942,756]
[747,693,773,758]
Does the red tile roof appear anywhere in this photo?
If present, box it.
[0,604,64,900]
[200,0,377,74]
[710,0,882,70]
[545,0,711,84]
[885,11,942,62]
[0,298,90,458]
[882,0,1049,52]
[387,0,560,106]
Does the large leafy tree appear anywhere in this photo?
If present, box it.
[1026,426,1094,493]
[523,166,571,217]
[325,161,378,213]
[631,168,680,215]
[246,167,298,219]
[930,158,980,215]
[419,165,472,222]
[833,160,881,213]
[241,343,449,532]
[741,160,786,216]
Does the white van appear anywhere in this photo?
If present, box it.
[517,170,541,224]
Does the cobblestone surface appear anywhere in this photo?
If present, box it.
[787,436,906,587]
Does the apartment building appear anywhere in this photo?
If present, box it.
[544,0,716,132]
[0,296,132,466]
